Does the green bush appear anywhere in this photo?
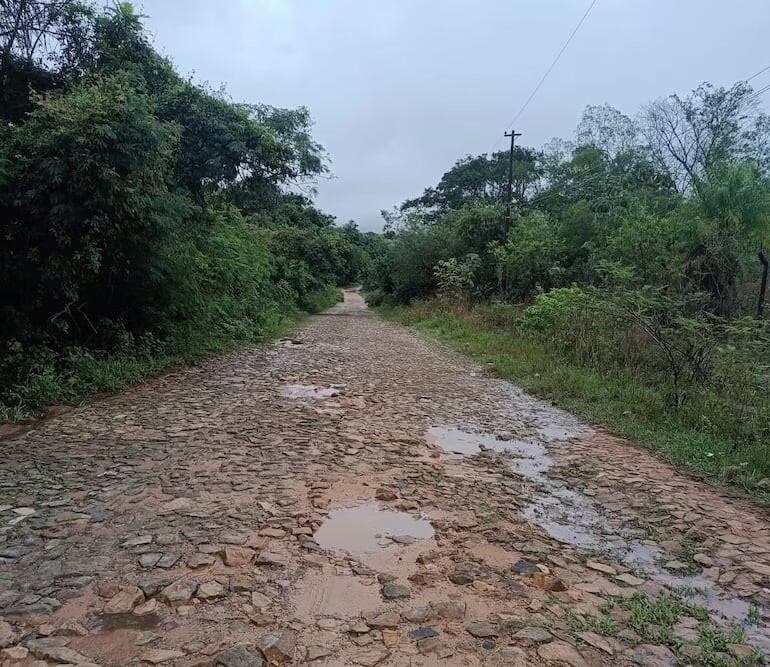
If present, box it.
[0,72,185,343]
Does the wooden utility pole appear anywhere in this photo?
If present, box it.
[504,130,522,240]
[758,250,768,318]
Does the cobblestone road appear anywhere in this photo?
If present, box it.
[1,290,768,666]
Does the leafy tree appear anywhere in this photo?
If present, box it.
[401,149,541,217]
[684,162,770,315]
[0,71,184,340]
[493,211,565,299]
[577,103,640,157]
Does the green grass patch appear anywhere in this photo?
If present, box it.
[377,300,770,502]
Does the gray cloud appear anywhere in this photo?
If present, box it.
[138,0,769,230]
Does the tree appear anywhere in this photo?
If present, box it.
[401,149,541,217]
[0,0,95,119]
[685,162,770,315]
[642,82,766,193]
[0,72,184,339]
[577,103,640,157]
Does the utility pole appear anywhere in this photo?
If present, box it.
[504,129,522,240]
[758,250,768,318]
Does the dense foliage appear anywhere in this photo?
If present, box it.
[370,82,770,490]
[0,1,378,419]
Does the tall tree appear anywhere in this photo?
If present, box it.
[642,82,767,193]
[577,103,640,157]
[401,149,541,218]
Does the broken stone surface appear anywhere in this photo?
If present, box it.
[629,644,676,667]
[258,630,296,664]
[366,611,400,629]
[306,645,333,661]
[26,640,95,665]
[531,571,567,592]
[222,546,255,567]
[0,620,17,648]
[513,626,552,643]
[351,647,390,666]
[103,586,144,614]
[197,581,226,600]
[466,620,498,638]
[381,583,410,600]
[431,600,466,620]
[537,641,587,667]
[141,648,186,664]
[159,578,198,605]
[216,645,266,667]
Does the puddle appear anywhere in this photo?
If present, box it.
[428,424,770,650]
[314,504,433,556]
[427,426,552,480]
[280,384,340,400]
[279,338,303,348]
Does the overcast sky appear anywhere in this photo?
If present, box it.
[136,0,768,230]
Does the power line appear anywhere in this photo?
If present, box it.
[745,64,770,83]
[504,0,598,132]
[747,83,770,107]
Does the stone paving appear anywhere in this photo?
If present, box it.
[0,289,768,666]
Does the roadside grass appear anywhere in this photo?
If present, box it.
[564,592,761,665]
[377,300,770,502]
[0,287,340,424]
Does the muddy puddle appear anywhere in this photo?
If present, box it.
[428,424,770,649]
[280,384,340,400]
[314,504,434,555]
[427,426,552,479]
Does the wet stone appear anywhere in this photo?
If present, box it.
[216,645,266,667]
[466,621,498,638]
[197,581,226,600]
[156,552,181,569]
[513,626,552,643]
[351,647,390,666]
[307,645,333,661]
[159,578,198,605]
[630,644,676,667]
[258,630,296,664]
[141,648,186,664]
[381,583,410,599]
[103,586,144,614]
[222,546,254,566]
[409,627,438,640]
[139,553,163,568]
[187,553,216,568]
[537,641,587,667]
[366,611,400,629]
[512,559,539,575]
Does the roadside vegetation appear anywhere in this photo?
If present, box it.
[0,2,379,421]
[368,85,770,498]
